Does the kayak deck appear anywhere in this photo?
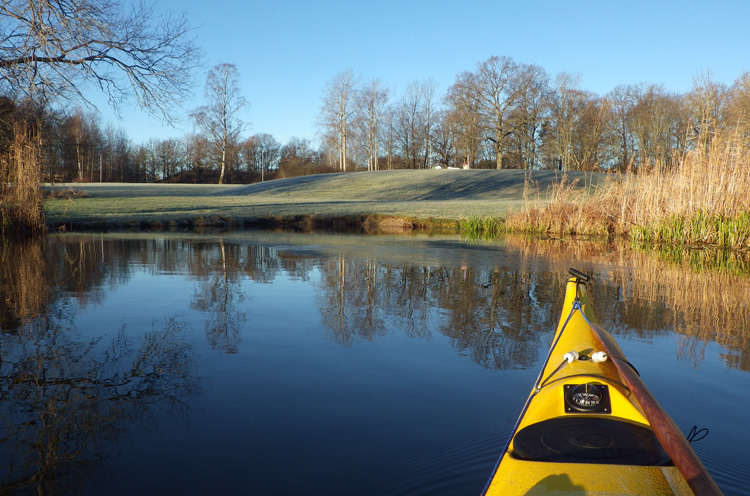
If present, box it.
[482,271,715,495]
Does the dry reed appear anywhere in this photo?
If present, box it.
[507,130,750,249]
[506,173,618,237]
[0,121,45,236]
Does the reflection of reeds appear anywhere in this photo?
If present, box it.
[504,235,750,365]
[507,131,750,249]
[0,239,47,330]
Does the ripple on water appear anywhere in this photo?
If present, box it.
[317,421,514,496]
[695,442,750,496]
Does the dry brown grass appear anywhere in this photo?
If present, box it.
[1,121,45,236]
[506,174,620,237]
[507,130,750,248]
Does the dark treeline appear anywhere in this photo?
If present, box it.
[0,98,321,185]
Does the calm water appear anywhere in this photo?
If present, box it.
[1,232,749,495]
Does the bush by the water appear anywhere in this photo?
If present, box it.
[460,215,502,238]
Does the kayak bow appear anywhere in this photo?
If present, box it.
[482,269,721,495]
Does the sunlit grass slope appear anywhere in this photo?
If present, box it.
[44,169,604,230]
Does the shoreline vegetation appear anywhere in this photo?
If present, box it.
[506,131,750,251]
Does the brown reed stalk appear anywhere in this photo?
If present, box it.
[0,120,45,236]
[508,128,750,248]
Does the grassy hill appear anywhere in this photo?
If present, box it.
[44,169,605,231]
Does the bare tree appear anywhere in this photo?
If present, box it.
[431,110,457,167]
[354,79,389,171]
[184,133,211,183]
[606,85,637,170]
[508,63,549,170]
[380,107,397,170]
[445,71,483,167]
[155,138,183,182]
[0,0,199,121]
[242,133,281,180]
[548,72,584,171]
[191,63,248,184]
[727,72,750,138]
[319,69,359,171]
[420,79,437,168]
[572,95,609,171]
[65,110,91,181]
[395,80,435,169]
[686,71,729,144]
[628,84,685,170]
[444,57,525,169]
[1,0,199,232]
[471,56,523,169]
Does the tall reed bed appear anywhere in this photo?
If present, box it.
[506,173,616,238]
[0,121,45,236]
[507,131,750,249]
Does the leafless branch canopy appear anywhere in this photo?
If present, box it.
[0,0,200,122]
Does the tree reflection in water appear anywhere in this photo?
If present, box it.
[190,239,246,354]
[503,235,750,371]
[0,314,198,494]
[6,233,750,371]
[1,238,199,494]
[316,257,561,369]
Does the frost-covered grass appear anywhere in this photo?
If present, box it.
[44,169,605,230]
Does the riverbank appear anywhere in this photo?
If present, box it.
[43,169,604,233]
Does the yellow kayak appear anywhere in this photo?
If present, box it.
[482,269,722,496]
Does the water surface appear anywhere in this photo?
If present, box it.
[1,232,748,495]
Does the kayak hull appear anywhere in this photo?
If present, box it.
[482,271,717,495]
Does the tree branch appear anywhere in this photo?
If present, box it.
[0,0,201,122]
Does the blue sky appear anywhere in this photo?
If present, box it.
[100,0,750,146]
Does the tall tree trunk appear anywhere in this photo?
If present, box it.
[496,131,504,169]
[219,145,226,184]
[342,121,347,172]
